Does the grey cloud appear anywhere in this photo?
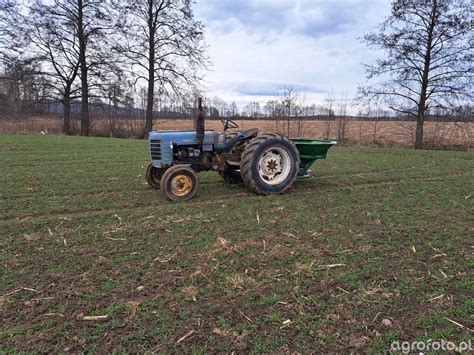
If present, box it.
[294,1,368,37]
[196,0,370,38]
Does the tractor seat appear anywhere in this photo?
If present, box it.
[225,128,260,152]
[237,128,259,140]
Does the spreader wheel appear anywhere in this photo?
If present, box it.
[146,163,165,189]
[240,133,300,195]
[160,165,198,201]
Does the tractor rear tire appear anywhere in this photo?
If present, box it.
[219,164,243,184]
[146,163,164,189]
[240,133,300,195]
[160,165,198,201]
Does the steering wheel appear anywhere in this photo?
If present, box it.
[220,118,239,131]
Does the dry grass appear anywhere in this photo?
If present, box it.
[154,118,473,150]
[1,116,472,150]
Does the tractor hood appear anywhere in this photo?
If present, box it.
[148,130,217,146]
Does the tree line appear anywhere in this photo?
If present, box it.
[0,0,208,137]
[359,0,472,149]
[0,0,472,148]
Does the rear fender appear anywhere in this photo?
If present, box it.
[224,128,259,153]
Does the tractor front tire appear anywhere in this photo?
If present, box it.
[160,165,198,201]
[240,133,300,195]
[146,163,165,189]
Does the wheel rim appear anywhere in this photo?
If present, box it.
[257,147,291,185]
[170,174,193,196]
[152,169,162,181]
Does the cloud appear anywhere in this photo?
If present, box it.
[197,0,293,35]
[194,0,391,108]
[293,1,368,37]
[197,0,370,38]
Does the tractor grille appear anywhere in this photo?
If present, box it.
[149,139,162,160]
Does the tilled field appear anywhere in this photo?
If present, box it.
[1,134,472,352]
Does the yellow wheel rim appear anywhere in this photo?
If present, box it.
[170,174,193,196]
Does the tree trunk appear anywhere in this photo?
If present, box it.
[415,112,425,149]
[79,62,90,136]
[63,94,72,135]
[144,71,154,138]
[77,0,90,136]
[415,0,437,149]
[144,3,155,139]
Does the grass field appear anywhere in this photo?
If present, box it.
[1,134,473,353]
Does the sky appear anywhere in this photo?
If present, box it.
[193,0,392,107]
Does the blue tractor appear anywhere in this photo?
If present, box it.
[146,98,302,201]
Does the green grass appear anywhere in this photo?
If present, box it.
[1,133,473,353]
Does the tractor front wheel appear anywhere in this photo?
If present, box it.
[146,163,165,189]
[240,133,300,195]
[160,165,198,201]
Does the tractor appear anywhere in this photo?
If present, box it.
[146,98,336,201]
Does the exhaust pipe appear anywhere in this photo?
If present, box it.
[195,97,205,142]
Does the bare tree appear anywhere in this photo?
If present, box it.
[271,86,308,137]
[75,0,113,136]
[244,101,261,118]
[212,96,228,118]
[360,0,473,149]
[0,2,49,121]
[336,92,349,144]
[29,0,112,135]
[2,1,116,135]
[0,58,46,119]
[323,89,335,139]
[230,101,238,118]
[0,1,13,51]
[116,0,208,137]
[280,86,297,137]
[101,69,129,137]
[24,2,82,135]
[0,0,24,62]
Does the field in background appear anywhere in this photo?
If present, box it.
[1,117,472,150]
[1,134,472,352]
[155,119,473,150]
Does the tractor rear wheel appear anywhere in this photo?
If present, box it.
[160,165,198,201]
[146,163,165,189]
[219,164,243,184]
[240,133,300,195]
